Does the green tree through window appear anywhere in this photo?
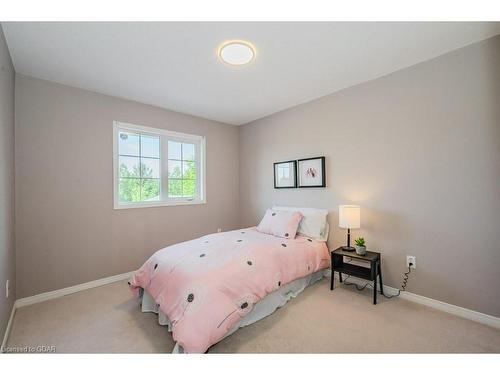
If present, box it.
[115,123,204,207]
[118,131,160,202]
[119,163,160,202]
[167,141,197,198]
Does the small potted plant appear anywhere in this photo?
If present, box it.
[354,237,366,255]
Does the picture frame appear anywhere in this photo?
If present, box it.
[273,160,297,188]
[297,156,326,188]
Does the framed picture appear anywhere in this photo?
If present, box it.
[297,156,326,188]
[274,160,297,188]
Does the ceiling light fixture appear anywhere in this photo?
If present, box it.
[218,40,256,66]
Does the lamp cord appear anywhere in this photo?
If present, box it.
[342,259,413,298]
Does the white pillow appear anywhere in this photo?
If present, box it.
[272,206,329,241]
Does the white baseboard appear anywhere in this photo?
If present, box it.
[1,303,16,353]
[16,271,134,308]
[399,291,500,330]
[324,269,500,329]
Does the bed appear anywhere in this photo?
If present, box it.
[129,208,330,353]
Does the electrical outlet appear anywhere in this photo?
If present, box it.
[406,255,416,269]
[217,228,222,233]
[5,280,9,299]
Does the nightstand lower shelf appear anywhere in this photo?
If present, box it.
[332,263,372,280]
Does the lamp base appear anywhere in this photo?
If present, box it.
[341,246,356,252]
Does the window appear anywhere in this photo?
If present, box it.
[113,121,205,209]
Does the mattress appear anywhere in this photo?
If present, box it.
[139,270,324,353]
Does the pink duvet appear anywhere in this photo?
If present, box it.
[129,227,330,353]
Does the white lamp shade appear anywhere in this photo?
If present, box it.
[338,205,360,229]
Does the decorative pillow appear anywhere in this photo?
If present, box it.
[272,206,329,241]
[256,209,303,239]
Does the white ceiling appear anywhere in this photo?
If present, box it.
[3,22,500,125]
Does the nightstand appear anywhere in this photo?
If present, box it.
[330,247,383,304]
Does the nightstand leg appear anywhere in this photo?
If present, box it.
[339,272,342,283]
[330,270,334,290]
[378,262,384,295]
[373,275,377,305]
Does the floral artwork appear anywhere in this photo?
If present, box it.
[298,157,325,188]
[305,167,317,178]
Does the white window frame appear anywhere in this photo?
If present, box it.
[113,121,206,209]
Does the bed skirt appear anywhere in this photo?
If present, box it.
[138,270,324,353]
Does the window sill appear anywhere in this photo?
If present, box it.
[114,199,206,210]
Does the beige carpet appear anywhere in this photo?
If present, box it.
[6,278,500,353]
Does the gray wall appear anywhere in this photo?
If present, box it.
[239,35,500,317]
[0,26,16,338]
[15,75,240,298]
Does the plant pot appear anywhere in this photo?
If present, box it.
[355,245,366,255]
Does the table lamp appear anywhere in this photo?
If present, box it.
[339,205,360,251]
